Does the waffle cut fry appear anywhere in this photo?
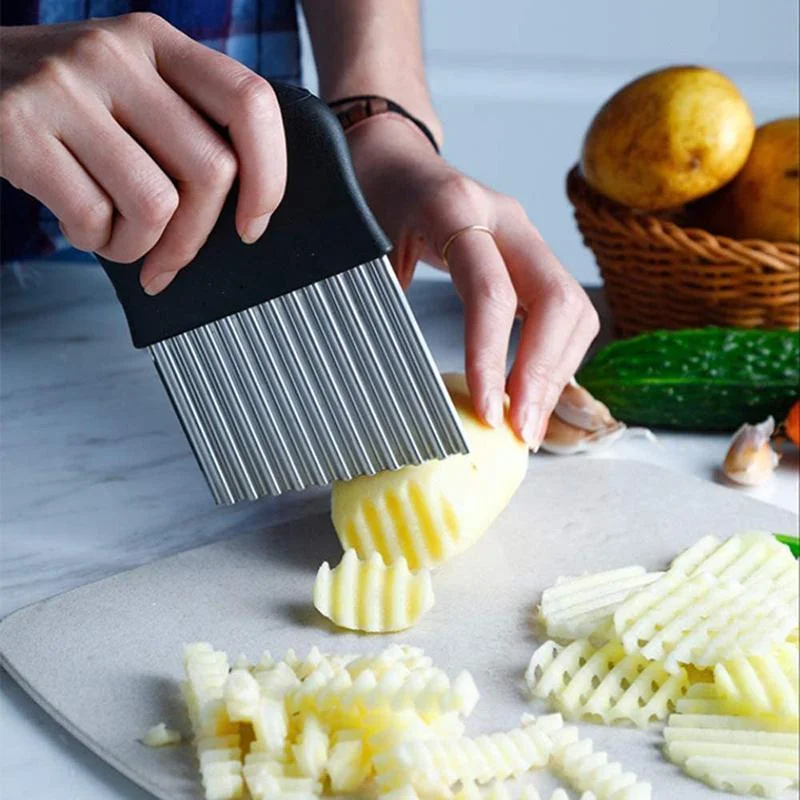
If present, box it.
[663,683,800,797]
[538,566,661,642]
[669,531,796,582]
[526,639,689,726]
[714,643,799,720]
[612,565,799,673]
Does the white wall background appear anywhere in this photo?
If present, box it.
[301,1,799,284]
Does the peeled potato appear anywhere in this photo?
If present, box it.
[331,373,529,570]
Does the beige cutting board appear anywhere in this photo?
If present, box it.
[0,459,797,800]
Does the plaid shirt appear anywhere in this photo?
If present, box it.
[1,0,301,263]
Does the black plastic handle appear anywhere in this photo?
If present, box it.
[97,83,391,348]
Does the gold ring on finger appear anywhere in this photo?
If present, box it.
[440,224,495,268]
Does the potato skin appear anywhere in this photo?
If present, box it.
[693,118,799,242]
[581,65,755,210]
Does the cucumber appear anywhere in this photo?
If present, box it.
[577,328,799,430]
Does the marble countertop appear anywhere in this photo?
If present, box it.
[1,261,798,800]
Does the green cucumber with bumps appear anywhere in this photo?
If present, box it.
[577,328,799,431]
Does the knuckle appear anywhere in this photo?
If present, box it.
[585,303,601,336]
[522,361,561,398]
[440,173,484,208]
[127,11,160,27]
[503,194,528,221]
[123,11,167,36]
[546,276,582,314]
[136,182,179,227]
[69,27,125,67]
[469,355,503,382]
[233,74,279,122]
[197,145,237,190]
[0,93,23,146]
[34,56,75,93]
[66,197,113,248]
[472,276,517,314]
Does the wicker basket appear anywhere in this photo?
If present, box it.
[566,165,800,337]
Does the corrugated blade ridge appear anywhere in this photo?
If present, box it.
[149,257,468,504]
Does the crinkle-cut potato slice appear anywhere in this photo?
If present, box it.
[331,373,529,571]
[664,683,800,797]
[372,718,553,793]
[223,669,261,723]
[538,566,662,642]
[426,711,466,738]
[314,549,434,632]
[669,531,796,584]
[345,644,432,678]
[714,643,799,719]
[183,643,236,737]
[613,564,799,673]
[326,734,371,793]
[242,755,322,800]
[224,671,288,755]
[285,668,355,722]
[184,645,246,800]
[197,734,245,800]
[362,708,430,766]
[291,714,329,779]
[291,663,478,723]
[529,717,650,800]
[180,643,497,800]
[358,665,478,720]
[525,639,689,726]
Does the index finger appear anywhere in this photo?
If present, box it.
[151,22,286,243]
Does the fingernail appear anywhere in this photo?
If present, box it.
[240,213,271,244]
[537,412,551,446]
[484,390,504,428]
[143,270,177,296]
[522,404,543,452]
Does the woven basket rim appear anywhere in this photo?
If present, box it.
[566,164,800,271]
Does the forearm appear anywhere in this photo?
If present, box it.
[301,0,442,145]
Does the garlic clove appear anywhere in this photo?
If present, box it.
[554,379,616,432]
[541,414,628,455]
[722,416,780,487]
[539,379,656,455]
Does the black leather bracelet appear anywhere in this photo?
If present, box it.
[329,95,441,154]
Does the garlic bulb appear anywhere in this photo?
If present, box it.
[722,417,779,487]
[540,379,654,455]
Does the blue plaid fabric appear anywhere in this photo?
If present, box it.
[1,0,300,262]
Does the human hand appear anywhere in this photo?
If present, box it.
[0,14,286,294]
[346,115,600,450]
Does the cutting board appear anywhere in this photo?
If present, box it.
[0,459,796,800]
